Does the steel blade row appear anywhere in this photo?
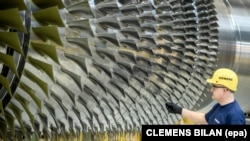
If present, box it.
[0,0,218,140]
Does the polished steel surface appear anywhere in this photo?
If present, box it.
[214,0,250,112]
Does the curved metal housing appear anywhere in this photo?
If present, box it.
[213,0,250,113]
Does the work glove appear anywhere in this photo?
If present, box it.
[165,102,182,114]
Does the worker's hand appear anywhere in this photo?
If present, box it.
[165,102,182,114]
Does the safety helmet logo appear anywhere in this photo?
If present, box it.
[218,77,233,81]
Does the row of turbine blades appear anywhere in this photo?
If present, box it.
[0,0,218,140]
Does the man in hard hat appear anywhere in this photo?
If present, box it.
[165,68,246,124]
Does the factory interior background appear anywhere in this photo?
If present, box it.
[0,0,249,140]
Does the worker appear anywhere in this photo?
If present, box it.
[165,68,245,125]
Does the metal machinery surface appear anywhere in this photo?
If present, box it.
[0,0,249,140]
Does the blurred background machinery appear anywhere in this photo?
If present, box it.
[0,0,250,140]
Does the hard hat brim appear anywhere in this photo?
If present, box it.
[206,79,214,84]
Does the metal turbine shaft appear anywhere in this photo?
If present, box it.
[0,0,249,140]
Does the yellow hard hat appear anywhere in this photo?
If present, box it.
[206,68,238,91]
